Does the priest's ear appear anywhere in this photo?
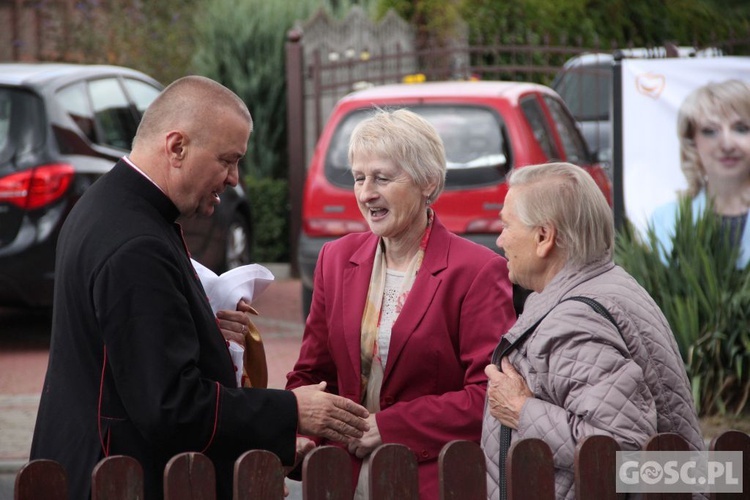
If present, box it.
[165,130,188,166]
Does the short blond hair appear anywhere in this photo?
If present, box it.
[508,162,613,266]
[677,79,750,198]
[348,108,446,204]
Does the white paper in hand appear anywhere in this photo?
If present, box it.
[190,259,275,315]
[227,341,244,387]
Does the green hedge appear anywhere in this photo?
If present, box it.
[244,176,290,263]
[615,198,750,417]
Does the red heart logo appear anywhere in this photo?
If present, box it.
[635,73,666,99]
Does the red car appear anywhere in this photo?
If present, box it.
[298,80,612,316]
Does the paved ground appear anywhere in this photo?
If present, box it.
[0,264,305,472]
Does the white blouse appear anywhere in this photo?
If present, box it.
[377,268,406,367]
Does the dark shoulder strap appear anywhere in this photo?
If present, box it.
[563,296,629,357]
[562,296,618,330]
[491,309,554,366]
[492,295,626,367]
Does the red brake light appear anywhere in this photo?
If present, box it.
[0,164,75,209]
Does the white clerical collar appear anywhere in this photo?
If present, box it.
[121,155,165,194]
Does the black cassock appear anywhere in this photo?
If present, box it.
[31,160,297,499]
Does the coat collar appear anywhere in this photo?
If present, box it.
[342,215,451,382]
[112,159,181,223]
[506,255,615,342]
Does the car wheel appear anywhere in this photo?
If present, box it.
[225,212,252,271]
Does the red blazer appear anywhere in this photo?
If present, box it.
[286,215,515,499]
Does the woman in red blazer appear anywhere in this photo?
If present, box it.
[286,109,516,498]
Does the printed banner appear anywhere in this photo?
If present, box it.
[620,56,750,234]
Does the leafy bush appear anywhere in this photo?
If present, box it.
[66,0,198,84]
[191,0,318,179]
[455,0,747,49]
[191,0,377,180]
[244,176,290,262]
[191,0,379,263]
[615,197,750,416]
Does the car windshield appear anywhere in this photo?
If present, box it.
[0,87,46,167]
[324,105,510,189]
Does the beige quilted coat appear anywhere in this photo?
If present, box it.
[481,256,703,500]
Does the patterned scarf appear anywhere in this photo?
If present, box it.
[359,209,434,411]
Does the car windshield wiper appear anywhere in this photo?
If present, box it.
[446,153,506,170]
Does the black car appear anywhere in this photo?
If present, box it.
[0,63,253,308]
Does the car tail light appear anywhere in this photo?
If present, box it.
[304,218,368,236]
[0,164,75,210]
[466,218,504,234]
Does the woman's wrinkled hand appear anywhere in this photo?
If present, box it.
[292,437,316,468]
[485,358,533,429]
[347,414,382,459]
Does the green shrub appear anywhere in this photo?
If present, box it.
[191,0,318,179]
[66,0,197,84]
[455,0,747,49]
[615,197,750,416]
[245,176,290,263]
[191,0,380,264]
[191,0,377,181]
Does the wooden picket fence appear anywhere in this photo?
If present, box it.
[14,431,750,499]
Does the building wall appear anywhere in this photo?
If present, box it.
[0,0,76,62]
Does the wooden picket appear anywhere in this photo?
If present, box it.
[302,445,352,499]
[13,431,750,499]
[368,443,419,499]
[163,452,215,500]
[91,455,143,500]
[710,430,750,500]
[439,439,487,500]
[14,459,67,500]
[234,449,284,500]
[645,432,691,452]
[643,433,691,500]
[575,435,622,500]
[506,437,555,500]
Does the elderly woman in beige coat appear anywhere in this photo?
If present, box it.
[481,162,703,500]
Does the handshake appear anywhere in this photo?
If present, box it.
[291,381,369,444]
